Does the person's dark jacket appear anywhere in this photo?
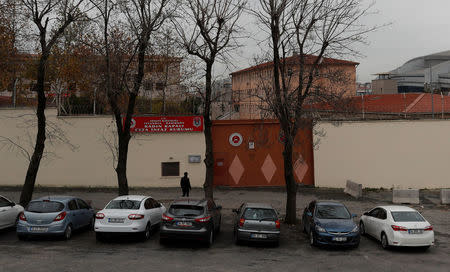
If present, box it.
[180,176,191,190]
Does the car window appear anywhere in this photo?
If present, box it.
[315,205,351,219]
[106,200,141,210]
[391,211,425,222]
[150,199,161,208]
[77,199,89,209]
[0,197,10,207]
[169,205,204,216]
[368,208,380,218]
[26,201,64,213]
[243,208,277,221]
[68,200,78,210]
[378,209,387,220]
[144,199,153,209]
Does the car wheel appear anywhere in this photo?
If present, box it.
[216,217,221,234]
[142,223,151,241]
[381,233,389,249]
[309,230,316,247]
[64,224,72,240]
[206,229,214,247]
[301,219,307,234]
[233,230,241,245]
[89,217,95,231]
[421,246,430,251]
[359,221,366,236]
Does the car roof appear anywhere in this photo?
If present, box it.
[244,203,274,209]
[113,195,149,201]
[377,206,417,212]
[171,198,207,206]
[315,201,345,206]
[34,196,76,202]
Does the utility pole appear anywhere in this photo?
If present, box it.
[430,66,434,119]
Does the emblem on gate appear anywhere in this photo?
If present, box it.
[229,133,243,147]
[193,117,202,127]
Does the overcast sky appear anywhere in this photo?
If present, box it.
[217,0,450,83]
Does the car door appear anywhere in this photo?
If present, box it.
[76,199,92,227]
[67,199,82,229]
[150,198,165,224]
[365,208,380,237]
[0,197,16,228]
[374,208,387,240]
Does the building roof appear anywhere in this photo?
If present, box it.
[231,55,359,76]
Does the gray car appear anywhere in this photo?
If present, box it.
[233,203,281,246]
[17,196,95,240]
[160,198,222,246]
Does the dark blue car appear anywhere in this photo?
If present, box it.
[17,196,95,240]
[302,201,360,248]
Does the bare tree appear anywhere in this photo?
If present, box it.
[18,0,88,206]
[254,0,377,224]
[173,0,247,199]
[90,0,174,195]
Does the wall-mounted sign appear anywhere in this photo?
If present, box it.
[188,155,201,163]
[229,133,243,147]
[125,116,204,133]
[249,141,255,149]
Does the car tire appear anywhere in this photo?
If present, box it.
[64,224,72,240]
[301,219,307,234]
[216,217,221,234]
[381,233,389,249]
[89,217,95,231]
[421,246,430,251]
[359,221,366,236]
[233,230,241,245]
[206,229,214,247]
[142,223,151,241]
[309,230,316,247]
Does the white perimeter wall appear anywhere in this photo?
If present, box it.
[0,109,205,187]
[315,120,450,189]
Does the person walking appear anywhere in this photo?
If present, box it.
[180,172,191,197]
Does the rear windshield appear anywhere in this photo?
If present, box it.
[315,205,351,219]
[26,201,64,213]
[106,200,141,210]
[169,205,204,216]
[243,208,277,221]
[391,211,425,222]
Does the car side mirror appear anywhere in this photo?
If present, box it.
[306,211,312,217]
[216,205,222,210]
[9,202,15,207]
[352,214,358,218]
[363,212,369,216]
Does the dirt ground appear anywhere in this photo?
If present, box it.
[0,187,448,272]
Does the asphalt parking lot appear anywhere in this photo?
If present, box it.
[0,187,449,272]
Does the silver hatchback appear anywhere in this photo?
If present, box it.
[233,203,280,246]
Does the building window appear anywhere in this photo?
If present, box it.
[234,104,240,112]
[161,162,179,176]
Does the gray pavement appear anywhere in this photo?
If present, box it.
[0,187,449,272]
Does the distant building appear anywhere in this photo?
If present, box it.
[230,54,358,119]
[372,50,450,94]
[211,78,237,119]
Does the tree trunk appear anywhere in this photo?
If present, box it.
[20,56,47,206]
[203,62,214,199]
[283,132,297,224]
[116,134,130,196]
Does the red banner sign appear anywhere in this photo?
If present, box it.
[125,116,204,133]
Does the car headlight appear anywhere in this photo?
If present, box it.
[351,225,359,233]
[315,225,326,233]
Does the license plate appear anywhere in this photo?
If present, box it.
[332,237,347,242]
[176,221,192,227]
[108,218,125,223]
[30,227,48,233]
[409,229,423,234]
[250,233,267,239]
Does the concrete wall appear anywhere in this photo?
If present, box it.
[371,79,398,94]
[0,108,205,188]
[314,120,450,189]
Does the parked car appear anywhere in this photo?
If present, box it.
[232,203,280,246]
[360,206,434,250]
[0,195,24,230]
[160,198,222,246]
[16,196,94,240]
[94,195,166,241]
[302,200,360,248]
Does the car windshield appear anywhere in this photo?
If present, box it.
[169,205,204,216]
[391,211,425,222]
[26,201,64,213]
[315,205,351,219]
[243,208,277,221]
[106,200,141,210]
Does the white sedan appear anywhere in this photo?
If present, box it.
[360,206,434,249]
[0,195,24,230]
[94,195,166,241]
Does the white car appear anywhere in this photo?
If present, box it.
[0,195,24,230]
[94,195,166,241]
[360,206,434,249]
